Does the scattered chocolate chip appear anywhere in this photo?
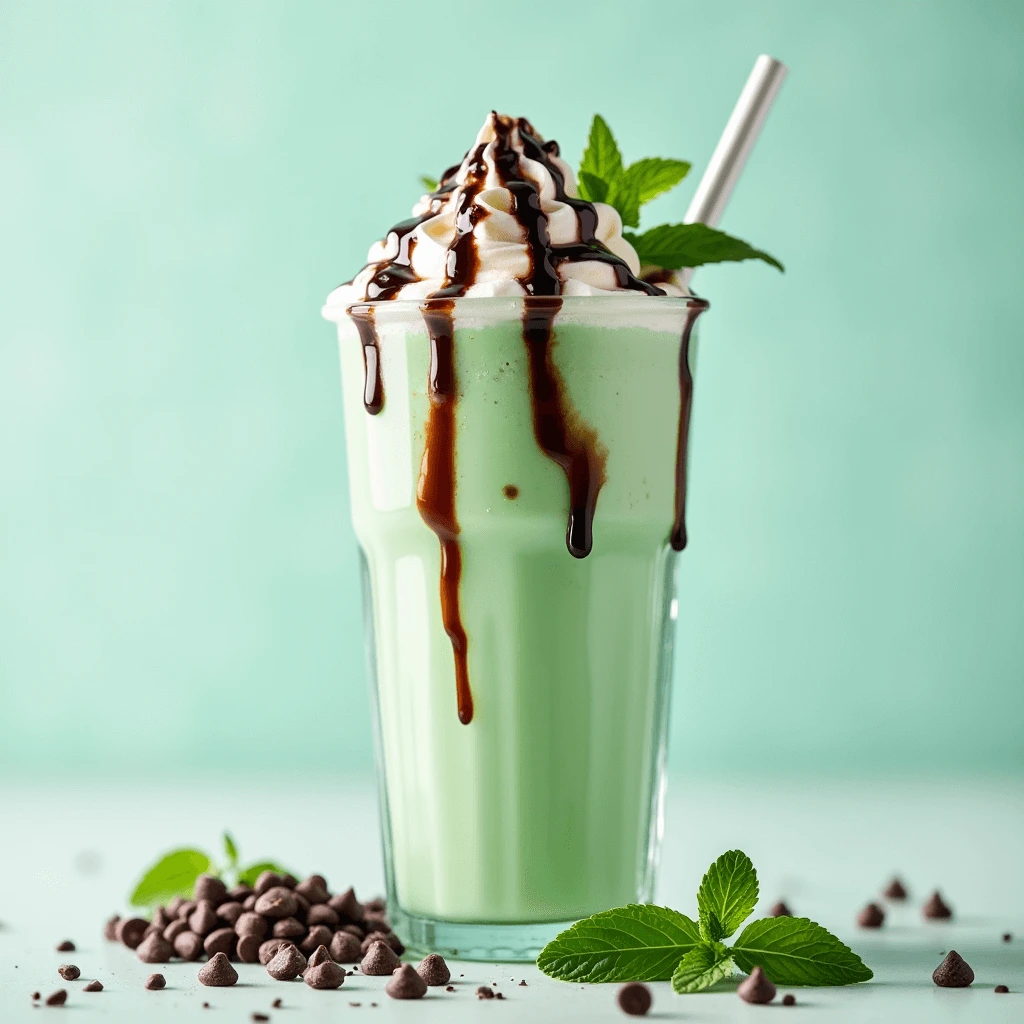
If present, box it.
[293,892,311,918]
[259,938,291,965]
[446,985,455,992]
[237,933,262,963]
[933,950,974,987]
[256,887,299,920]
[151,907,172,930]
[267,943,308,982]
[857,903,885,928]
[254,871,283,896]
[616,982,651,1016]
[738,967,777,1004]
[143,922,162,939]
[519,980,527,986]
[203,927,237,959]
[477,985,495,999]
[307,904,339,928]
[46,990,67,1006]
[199,951,239,987]
[923,891,953,920]
[83,981,103,992]
[306,944,331,968]
[145,973,166,990]
[55,940,75,952]
[216,901,245,926]
[229,884,254,902]
[252,1015,270,1022]
[329,887,365,923]
[769,901,792,917]
[167,896,185,916]
[176,899,197,921]
[363,911,390,931]
[163,919,188,943]
[782,993,796,1006]
[281,873,298,889]
[243,894,258,911]
[236,911,270,940]
[301,925,333,954]
[361,929,403,956]
[496,992,505,1000]
[1003,933,1012,943]
[136,931,174,963]
[194,874,229,906]
[173,930,204,961]
[306,960,346,990]
[341,923,365,940]
[104,915,120,941]
[272,998,283,1008]
[360,940,401,976]
[189,900,220,937]
[330,930,362,963]
[364,897,386,913]
[417,953,451,986]
[883,877,908,900]
[296,875,331,905]
[57,964,80,981]
[995,985,1009,993]
[32,991,40,1000]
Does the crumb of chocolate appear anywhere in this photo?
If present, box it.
[56,940,75,952]
[783,993,796,1006]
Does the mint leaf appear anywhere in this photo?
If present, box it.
[237,860,294,888]
[623,157,691,205]
[537,905,701,983]
[223,831,238,869]
[732,917,873,986]
[419,175,439,193]
[579,115,622,189]
[699,909,725,943]
[671,942,734,993]
[697,850,759,939]
[578,171,609,204]
[129,849,212,908]
[605,171,641,228]
[626,223,784,272]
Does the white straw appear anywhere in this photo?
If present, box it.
[678,54,788,287]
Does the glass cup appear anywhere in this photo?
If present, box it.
[328,294,707,961]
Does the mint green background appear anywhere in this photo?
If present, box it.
[1,1,1022,779]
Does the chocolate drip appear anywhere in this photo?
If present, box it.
[417,300,472,725]
[347,305,384,415]
[522,297,607,559]
[670,299,710,551]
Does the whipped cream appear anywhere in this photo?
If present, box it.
[323,113,683,319]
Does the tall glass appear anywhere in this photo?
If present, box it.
[329,294,707,961]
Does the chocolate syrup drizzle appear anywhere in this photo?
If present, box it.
[342,114,705,723]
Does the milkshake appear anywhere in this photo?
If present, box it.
[324,114,707,959]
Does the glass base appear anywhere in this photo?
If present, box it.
[391,905,575,963]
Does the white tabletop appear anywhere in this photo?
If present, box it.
[0,777,1021,1021]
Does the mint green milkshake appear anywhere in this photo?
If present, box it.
[324,114,707,959]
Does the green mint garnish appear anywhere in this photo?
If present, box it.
[538,849,872,992]
[671,941,735,993]
[536,904,701,983]
[419,175,439,192]
[625,222,784,272]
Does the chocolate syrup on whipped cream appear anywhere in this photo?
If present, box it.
[343,114,705,722]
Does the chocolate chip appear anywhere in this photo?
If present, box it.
[236,911,270,940]
[995,985,1009,993]
[933,950,974,987]
[243,894,258,911]
[194,874,229,906]
[57,964,80,981]
[292,892,310,919]
[519,980,527,986]
[306,944,331,968]
[143,922,162,939]
[330,930,362,963]
[83,981,103,992]
[769,901,792,917]
[199,951,239,987]
[496,992,505,999]
[857,903,885,928]
[360,940,400,976]
[446,985,455,992]
[144,973,166,990]
[1003,933,1012,943]
[229,884,254,902]
[617,982,651,1015]
[189,900,220,937]
[364,897,386,914]
[136,931,173,963]
[883,877,908,900]
[417,953,451,986]
[173,930,204,961]
[216,901,245,926]
[782,993,796,1006]
[259,938,291,965]
[176,900,197,921]
[363,913,391,933]
[254,871,283,896]
[295,875,330,906]
[163,919,188,943]
[237,932,262,963]
[32,992,40,1000]
[267,944,307,981]
[46,990,67,1006]
[923,891,953,920]
[386,963,427,1000]
[329,887,365,923]
[477,985,495,999]
[56,940,75,952]
[252,1015,270,1022]
[255,887,298,920]
[151,907,172,930]
[272,998,283,1008]
[104,915,120,941]
[301,925,333,955]
[305,960,346,990]
[167,896,185,916]
[341,923,365,939]
[307,904,339,928]
[361,929,403,956]
[281,873,298,889]
[738,967,777,1004]
[203,927,237,959]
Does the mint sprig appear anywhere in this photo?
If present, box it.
[625,223,784,272]
[128,833,295,908]
[419,175,439,193]
[538,849,872,995]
